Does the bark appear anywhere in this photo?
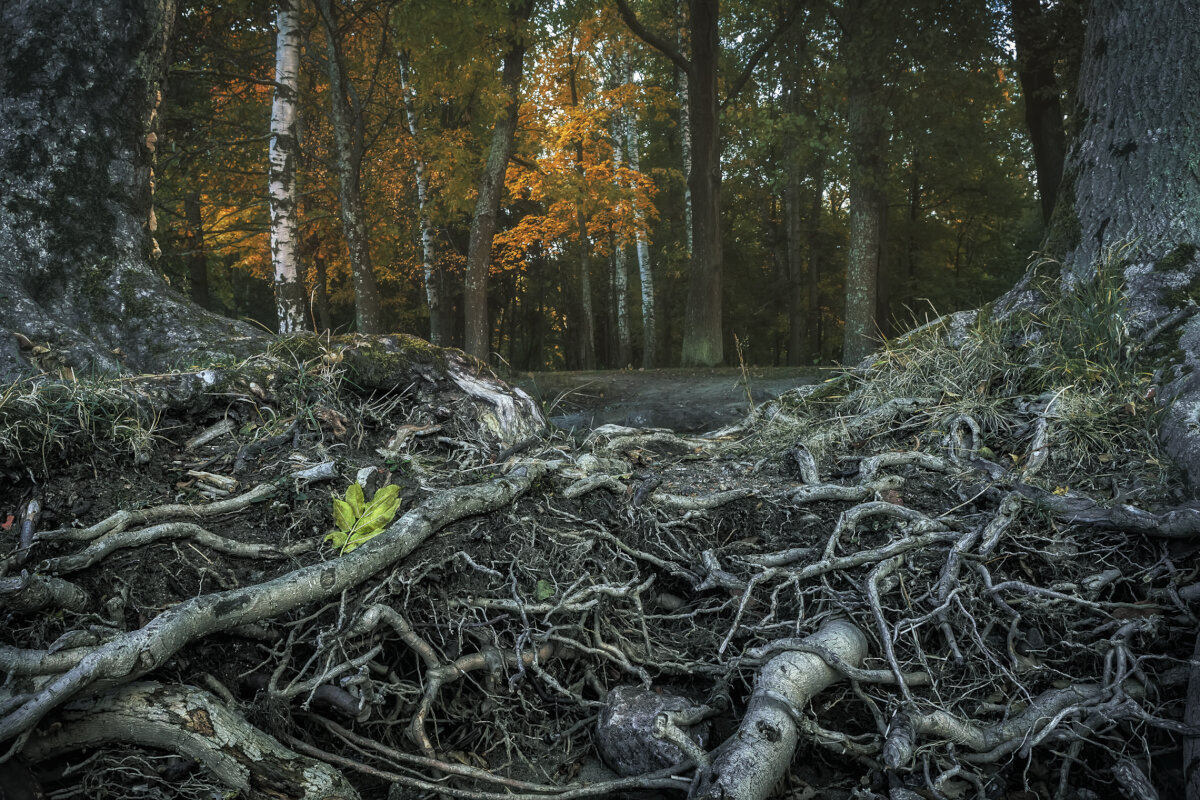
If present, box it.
[316,0,383,335]
[1030,0,1200,488]
[623,80,657,368]
[398,52,449,346]
[680,0,724,367]
[0,0,260,382]
[464,0,533,360]
[841,0,889,364]
[676,0,694,256]
[1009,0,1067,225]
[23,682,358,800]
[690,619,868,800]
[268,0,307,334]
[610,112,633,368]
[183,192,211,310]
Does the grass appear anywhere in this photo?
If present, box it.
[739,245,1175,496]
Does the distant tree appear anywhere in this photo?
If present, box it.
[1008,0,1074,225]
[464,0,535,360]
[268,0,307,333]
[315,0,385,334]
[616,0,793,366]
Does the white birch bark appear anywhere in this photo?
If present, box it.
[268,0,306,334]
[398,53,445,345]
[623,66,656,368]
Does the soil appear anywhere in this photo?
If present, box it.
[515,367,825,432]
[0,355,1193,800]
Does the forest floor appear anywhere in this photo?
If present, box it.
[515,367,825,432]
[0,326,1197,800]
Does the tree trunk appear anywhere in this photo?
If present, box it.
[680,0,723,367]
[398,52,449,346]
[268,0,307,334]
[623,79,657,369]
[316,0,383,335]
[610,112,633,368]
[183,192,211,311]
[0,0,260,382]
[464,0,533,361]
[841,0,889,364]
[784,159,806,366]
[676,0,694,257]
[1034,0,1200,488]
[575,211,597,370]
[1009,0,1068,226]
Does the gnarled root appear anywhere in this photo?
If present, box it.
[22,682,358,800]
[690,619,868,800]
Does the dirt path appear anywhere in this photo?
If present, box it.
[515,367,825,432]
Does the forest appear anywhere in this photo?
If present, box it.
[2,1,1200,800]
[155,0,1040,370]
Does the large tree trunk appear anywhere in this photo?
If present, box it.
[464,0,532,361]
[268,0,307,334]
[680,0,723,367]
[398,52,450,347]
[0,0,259,382]
[1033,0,1200,487]
[316,0,384,335]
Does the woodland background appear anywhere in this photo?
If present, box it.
[156,0,1049,371]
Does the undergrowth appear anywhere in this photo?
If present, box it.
[748,247,1176,497]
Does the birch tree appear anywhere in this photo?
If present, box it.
[398,51,449,346]
[268,0,307,334]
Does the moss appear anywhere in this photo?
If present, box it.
[1041,174,1081,259]
[1153,243,1197,273]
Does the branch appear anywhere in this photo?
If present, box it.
[721,8,800,109]
[613,0,691,76]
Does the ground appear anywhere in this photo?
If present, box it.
[0,326,1196,800]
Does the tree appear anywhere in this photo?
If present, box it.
[0,0,257,381]
[315,0,385,334]
[839,0,891,363]
[1008,0,1073,225]
[398,51,450,346]
[464,0,535,361]
[268,0,308,333]
[1031,0,1200,486]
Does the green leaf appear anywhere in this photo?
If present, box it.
[332,498,355,533]
[346,482,366,517]
[535,579,555,601]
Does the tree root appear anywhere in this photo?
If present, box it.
[691,619,868,800]
[21,682,359,800]
[0,465,543,745]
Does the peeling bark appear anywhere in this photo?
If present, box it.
[268,0,307,334]
[23,682,359,800]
